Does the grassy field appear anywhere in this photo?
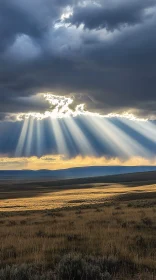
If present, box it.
[0,172,156,279]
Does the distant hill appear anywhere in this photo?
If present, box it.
[1,166,156,181]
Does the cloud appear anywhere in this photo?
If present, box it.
[0,0,72,51]
[0,0,156,120]
[66,0,155,30]
[1,155,156,170]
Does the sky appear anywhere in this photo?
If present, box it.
[0,0,156,170]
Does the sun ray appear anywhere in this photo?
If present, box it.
[25,117,35,156]
[84,116,125,157]
[121,119,156,144]
[84,116,152,158]
[15,118,30,157]
[102,118,151,158]
[63,117,97,156]
[36,119,44,157]
[50,117,69,156]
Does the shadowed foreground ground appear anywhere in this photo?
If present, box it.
[0,171,156,279]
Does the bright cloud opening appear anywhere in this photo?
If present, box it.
[16,93,148,121]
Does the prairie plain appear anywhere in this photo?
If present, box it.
[0,172,156,279]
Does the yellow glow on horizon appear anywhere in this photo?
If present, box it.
[0,155,156,170]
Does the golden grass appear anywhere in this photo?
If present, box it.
[0,182,156,211]
[0,179,156,279]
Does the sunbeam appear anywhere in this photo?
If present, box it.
[49,117,69,156]
[25,117,34,157]
[121,119,156,144]
[13,114,156,159]
[102,118,152,158]
[36,119,44,157]
[84,116,124,157]
[84,116,152,158]
[64,117,97,156]
[15,118,30,157]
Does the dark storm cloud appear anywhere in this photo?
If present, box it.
[0,0,75,52]
[0,0,156,120]
[66,0,155,30]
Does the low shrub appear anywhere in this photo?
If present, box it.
[0,264,55,280]
[0,256,112,280]
[57,254,111,280]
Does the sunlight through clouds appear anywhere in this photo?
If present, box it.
[15,118,30,157]
[11,94,156,161]
[64,117,97,156]
[50,117,69,157]
[16,93,147,121]
[121,119,156,144]
[85,116,125,157]
[25,117,34,157]
[36,119,44,157]
[102,118,152,158]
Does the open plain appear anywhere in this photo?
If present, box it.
[0,171,156,279]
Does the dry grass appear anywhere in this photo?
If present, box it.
[0,177,156,279]
[0,182,156,211]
